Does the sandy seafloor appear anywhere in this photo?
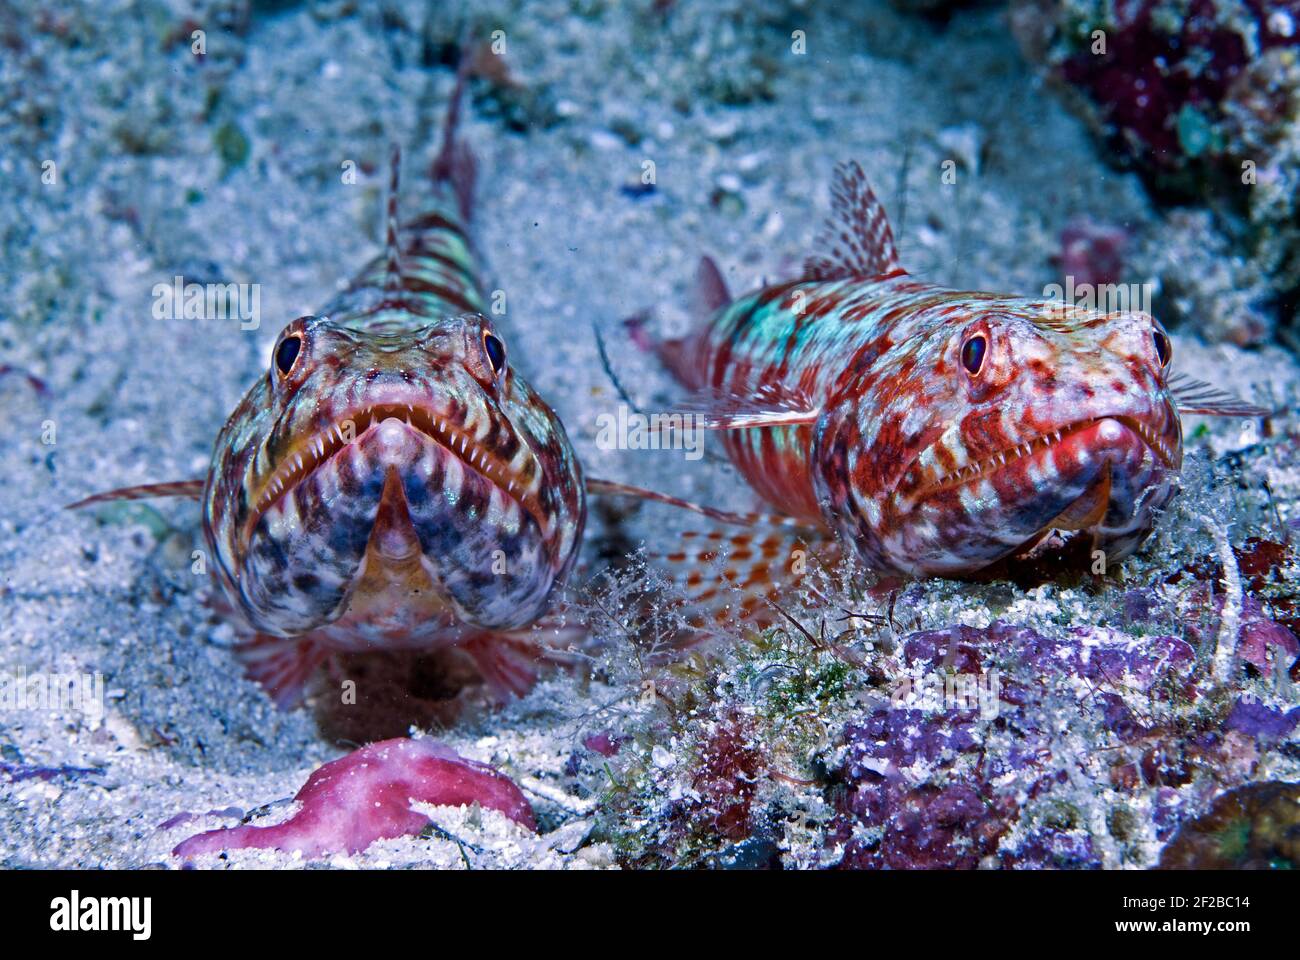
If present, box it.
[1,0,1298,869]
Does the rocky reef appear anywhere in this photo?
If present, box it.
[590,444,1300,869]
[1011,0,1300,345]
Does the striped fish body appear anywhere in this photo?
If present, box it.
[660,163,1187,578]
[197,98,585,703]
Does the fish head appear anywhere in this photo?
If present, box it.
[202,313,585,636]
[814,300,1182,576]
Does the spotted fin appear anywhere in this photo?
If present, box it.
[1168,372,1272,418]
[65,480,205,509]
[588,477,831,634]
[803,160,904,281]
[653,525,840,634]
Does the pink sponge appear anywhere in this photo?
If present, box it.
[174,737,536,858]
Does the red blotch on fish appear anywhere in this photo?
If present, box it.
[173,738,535,859]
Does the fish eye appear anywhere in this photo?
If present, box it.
[483,331,507,376]
[960,333,988,376]
[275,333,303,378]
[1152,328,1172,368]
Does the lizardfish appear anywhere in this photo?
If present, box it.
[73,77,587,708]
[639,161,1266,584]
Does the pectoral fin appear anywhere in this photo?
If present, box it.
[66,479,205,509]
[664,383,821,430]
[586,477,818,531]
[1168,372,1272,418]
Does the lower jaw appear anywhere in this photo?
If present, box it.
[896,459,1177,580]
[986,483,1173,582]
[960,528,1120,585]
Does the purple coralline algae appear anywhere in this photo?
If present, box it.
[826,619,1297,868]
[595,516,1300,868]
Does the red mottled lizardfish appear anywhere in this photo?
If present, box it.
[68,72,744,712]
[69,75,599,711]
[639,161,1268,592]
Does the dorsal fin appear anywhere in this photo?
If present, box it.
[382,142,403,295]
[431,56,476,222]
[803,160,903,281]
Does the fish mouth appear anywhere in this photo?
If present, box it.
[245,402,542,542]
[918,415,1176,499]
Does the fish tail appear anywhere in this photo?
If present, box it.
[386,62,487,319]
[621,256,731,390]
